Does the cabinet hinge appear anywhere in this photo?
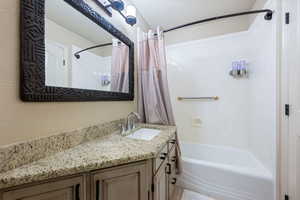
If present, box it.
[285,104,290,116]
[285,194,289,200]
[285,12,290,24]
[151,184,155,192]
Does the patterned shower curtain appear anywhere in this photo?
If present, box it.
[111,39,129,93]
[137,28,175,125]
[137,27,182,174]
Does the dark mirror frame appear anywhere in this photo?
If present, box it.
[20,0,134,102]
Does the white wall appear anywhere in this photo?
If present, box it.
[247,0,277,175]
[45,18,102,88]
[46,18,103,61]
[72,45,112,91]
[166,0,277,174]
[163,0,269,46]
[46,18,114,91]
[165,16,250,45]
[167,32,253,149]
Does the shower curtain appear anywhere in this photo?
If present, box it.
[137,28,181,174]
[137,28,175,125]
[111,39,129,93]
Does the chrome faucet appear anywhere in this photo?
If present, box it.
[127,112,141,130]
[121,112,141,136]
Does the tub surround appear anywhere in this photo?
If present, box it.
[0,121,176,190]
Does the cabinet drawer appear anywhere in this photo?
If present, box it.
[154,144,168,174]
[1,176,85,200]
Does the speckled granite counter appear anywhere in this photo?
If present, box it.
[0,123,176,190]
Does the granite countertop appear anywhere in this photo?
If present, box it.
[0,124,176,190]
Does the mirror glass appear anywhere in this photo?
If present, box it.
[45,0,129,93]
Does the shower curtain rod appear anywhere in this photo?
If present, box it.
[74,41,123,59]
[74,42,113,59]
[162,9,273,33]
[74,9,273,58]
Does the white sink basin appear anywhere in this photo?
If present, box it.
[126,128,161,141]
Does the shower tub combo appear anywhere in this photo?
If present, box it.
[177,143,274,200]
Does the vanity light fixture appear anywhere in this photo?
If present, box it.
[125,5,137,26]
[108,0,125,11]
[93,0,137,26]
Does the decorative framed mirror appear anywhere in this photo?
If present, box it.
[20,0,134,102]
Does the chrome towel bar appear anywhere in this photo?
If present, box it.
[177,96,219,101]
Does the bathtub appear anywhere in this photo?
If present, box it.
[177,143,274,200]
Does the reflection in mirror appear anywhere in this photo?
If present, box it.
[45,0,129,93]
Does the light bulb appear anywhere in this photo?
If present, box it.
[126,5,137,26]
[110,0,124,11]
[126,5,136,18]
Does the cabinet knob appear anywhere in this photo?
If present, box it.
[169,139,176,144]
[171,156,177,162]
[171,178,177,185]
[160,153,167,160]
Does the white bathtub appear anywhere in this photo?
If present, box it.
[177,143,274,200]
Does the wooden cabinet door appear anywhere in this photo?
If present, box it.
[91,162,148,200]
[153,162,168,200]
[1,176,85,200]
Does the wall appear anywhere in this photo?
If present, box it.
[71,45,112,91]
[164,0,269,46]
[247,0,277,174]
[45,18,112,90]
[166,0,277,173]
[249,0,269,24]
[45,18,105,61]
[45,18,100,88]
[167,32,253,149]
[0,0,149,146]
[165,16,251,46]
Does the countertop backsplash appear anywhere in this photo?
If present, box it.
[0,119,124,174]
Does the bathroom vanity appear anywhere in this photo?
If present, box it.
[0,122,178,200]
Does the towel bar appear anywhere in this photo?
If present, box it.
[177,96,219,101]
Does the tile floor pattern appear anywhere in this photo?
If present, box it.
[181,190,216,200]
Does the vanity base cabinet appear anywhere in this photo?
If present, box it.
[0,139,178,200]
[0,176,85,200]
[91,162,149,200]
[152,137,178,200]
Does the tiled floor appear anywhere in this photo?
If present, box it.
[181,190,216,200]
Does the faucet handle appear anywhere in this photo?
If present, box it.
[121,123,126,130]
[134,112,141,121]
[119,123,127,135]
